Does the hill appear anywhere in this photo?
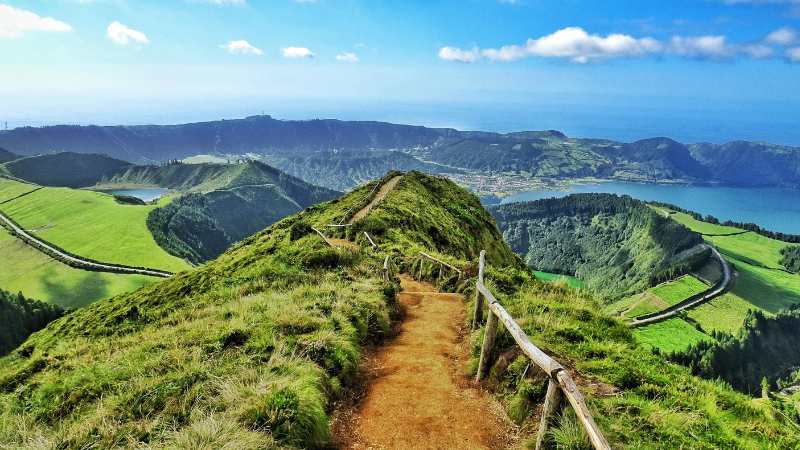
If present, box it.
[1,152,132,188]
[490,194,706,300]
[0,115,455,163]
[0,289,63,356]
[2,116,800,190]
[141,161,340,263]
[1,172,798,448]
[0,148,18,164]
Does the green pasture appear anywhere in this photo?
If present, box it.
[0,230,158,308]
[533,271,584,289]
[634,318,713,353]
[0,179,189,272]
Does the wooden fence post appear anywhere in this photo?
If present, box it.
[472,250,486,330]
[535,377,564,450]
[383,256,390,283]
[476,307,498,381]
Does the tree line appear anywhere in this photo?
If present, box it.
[667,308,800,395]
[0,289,64,356]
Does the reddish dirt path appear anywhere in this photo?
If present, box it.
[348,175,402,224]
[333,275,515,449]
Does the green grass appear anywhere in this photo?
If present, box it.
[650,274,708,304]
[633,318,713,353]
[654,208,800,344]
[0,179,190,272]
[686,292,768,335]
[0,229,158,308]
[607,275,709,320]
[475,268,800,448]
[0,179,38,203]
[668,211,743,235]
[533,271,584,289]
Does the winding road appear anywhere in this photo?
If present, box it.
[629,245,733,327]
[0,209,172,278]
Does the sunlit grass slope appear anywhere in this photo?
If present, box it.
[638,208,800,350]
[0,178,189,272]
[1,172,797,449]
[0,229,159,309]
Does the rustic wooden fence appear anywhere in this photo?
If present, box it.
[416,251,462,282]
[472,250,610,450]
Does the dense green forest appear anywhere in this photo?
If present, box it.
[781,246,800,273]
[0,290,64,356]
[491,194,705,300]
[668,309,800,395]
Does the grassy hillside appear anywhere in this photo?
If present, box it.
[474,264,800,448]
[634,208,800,352]
[0,230,159,308]
[491,194,706,300]
[1,152,131,188]
[0,178,190,272]
[0,171,798,448]
[0,171,517,448]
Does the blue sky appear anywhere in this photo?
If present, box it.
[1,0,799,143]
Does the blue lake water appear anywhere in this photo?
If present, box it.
[106,188,168,203]
[501,182,800,235]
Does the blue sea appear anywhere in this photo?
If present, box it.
[501,182,800,235]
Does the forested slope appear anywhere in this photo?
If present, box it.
[145,161,340,263]
[491,194,706,300]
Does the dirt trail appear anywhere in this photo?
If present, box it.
[348,175,402,224]
[334,275,515,449]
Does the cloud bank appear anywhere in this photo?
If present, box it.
[0,4,72,39]
[440,26,800,64]
[282,46,314,58]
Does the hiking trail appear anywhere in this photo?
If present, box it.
[333,275,516,449]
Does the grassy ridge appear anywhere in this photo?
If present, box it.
[0,230,159,308]
[0,179,190,272]
[2,172,798,448]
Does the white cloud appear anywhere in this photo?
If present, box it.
[336,52,359,62]
[741,43,775,58]
[668,35,732,59]
[107,21,149,45]
[788,47,800,62]
[480,27,662,63]
[766,27,797,45]
[222,40,263,55]
[282,46,314,58]
[0,4,72,39]
[438,46,481,63]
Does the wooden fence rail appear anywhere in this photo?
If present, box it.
[418,251,462,281]
[473,250,610,450]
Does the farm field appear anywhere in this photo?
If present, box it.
[0,179,190,272]
[0,229,158,308]
[0,179,39,203]
[635,207,800,351]
[633,318,713,353]
[533,270,584,289]
[606,274,709,320]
